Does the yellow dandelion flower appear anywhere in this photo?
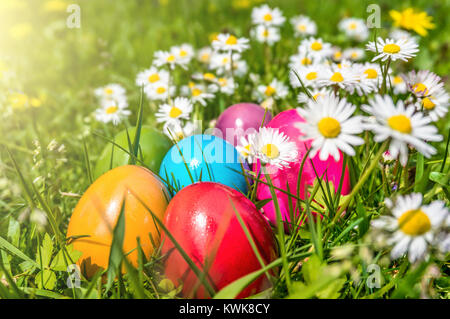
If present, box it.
[389,8,435,36]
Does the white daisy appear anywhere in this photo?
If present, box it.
[192,72,217,83]
[404,70,444,98]
[289,52,316,69]
[251,4,286,27]
[362,95,443,166]
[392,74,408,94]
[197,47,213,64]
[153,50,182,69]
[366,37,419,62]
[135,67,169,88]
[296,93,364,161]
[298,37,333,61]
[289,64,324,89]
[212,33,249,53]
[94,84,126,102]
[162,120,199,142]
[338,18,369,42]
[403,70,449,121]
[155,97,193,124]
[251,25,280,45]
[297,87,331,104]
[317,64,362,93]
[372,193,448,263]
[353,62,383,95]
[250,127,298,168]
[171,43,194,65]
[210,52,247,76]
[236,133,256,164]
[331,47,343,62]
[343,48,365,61]
[389,29,419,46]
[256,79,288,101]
[143,81,174,101]
[181,82,215,106]
[95,99,131,126]
[208,77,236,95]
[290,15,317,37]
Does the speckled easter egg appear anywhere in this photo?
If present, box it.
[66,165,170,278]
[161,182,278,298]
[94,126,172,179]
[215,103,272,147]
[159,134,248,194]
[254,109,351,227]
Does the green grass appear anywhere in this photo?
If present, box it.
[0,0,449,299]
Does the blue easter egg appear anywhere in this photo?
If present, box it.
[159,134,249,194]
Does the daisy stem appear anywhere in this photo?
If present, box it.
[334,140,389,221]
[261,164,292,293]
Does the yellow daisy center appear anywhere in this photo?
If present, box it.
[166,55,176,62]
[349,22,357,30]
[200,53,210,62]
[298,24,307,32]
[318,117,341,138]
[263,13,273,21]
[333,51,342,60]
[393,76,404,84]
[330,72,344,82]
[179,50,187,57]
[156,87,166,94]
[412,83,429,95]
[222,57,229,64]
[203,73,216,81]
[218,78,227,86]
[311,41,323,51]
[104,88,113,95]
[192,88,202,97]
[364,68,378,79]
[148,73,160,83]
[262,29,269,37]
[226,35,238,45]
[398,209,431,236]
[241,144,251,157]
[261,143,279,159]
[301,57,312,65]
[169,106,182,118]
[388,114,412,134]
[351,52,359,59]
[383,43,401,54]
[306,72,317,80]
[106,106,118,114]
[264,85,276,96]
[312,93,322,100]
[422,97,436,110]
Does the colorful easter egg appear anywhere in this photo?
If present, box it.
[161,182,278,298]
[215,103,272,147]
[159,134,248,193]
[94,126,172,179]
[254,109,351,227]
[66,165,170,278]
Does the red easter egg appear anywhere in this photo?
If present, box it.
[254,109,351,228]
[161,182,278,299]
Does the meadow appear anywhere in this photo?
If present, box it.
[0,0,449,299]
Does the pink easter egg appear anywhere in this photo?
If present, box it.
[215,103,272,147]
[254,109,351,228]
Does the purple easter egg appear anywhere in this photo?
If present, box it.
[254,109,351,229]
[215,103,272,147]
